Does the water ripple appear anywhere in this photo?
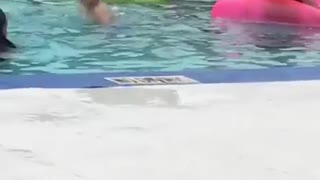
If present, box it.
[2,0,320,74]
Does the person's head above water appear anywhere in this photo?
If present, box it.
[78,0,114,25]
[0,8,15,50]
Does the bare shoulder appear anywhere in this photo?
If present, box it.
[92,2,115,24]
[78,0,115,25]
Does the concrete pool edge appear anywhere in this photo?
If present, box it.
[1,67,320,89]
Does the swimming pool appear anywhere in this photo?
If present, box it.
[3,0,320,75]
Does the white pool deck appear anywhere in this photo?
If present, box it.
[1,80,320,180]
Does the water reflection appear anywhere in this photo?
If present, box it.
[210,19,320,68]
[3,0,320,74]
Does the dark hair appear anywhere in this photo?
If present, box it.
[0,9,16,49]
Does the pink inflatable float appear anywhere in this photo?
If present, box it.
[211,0,320,27]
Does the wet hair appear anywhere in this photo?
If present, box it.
[0,9,16,50]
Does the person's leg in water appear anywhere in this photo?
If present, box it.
[0,8,15,53]
[79,0,114,25]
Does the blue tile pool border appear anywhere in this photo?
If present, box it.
[1,67,320,89]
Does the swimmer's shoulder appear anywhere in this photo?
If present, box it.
[92,2,115,24]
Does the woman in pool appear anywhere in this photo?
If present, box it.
[79,0,114,25]
[0,8,16,53]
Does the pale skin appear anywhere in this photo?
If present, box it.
[79,0,114,25]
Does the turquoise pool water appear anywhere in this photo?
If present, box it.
[2,0,320,75]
